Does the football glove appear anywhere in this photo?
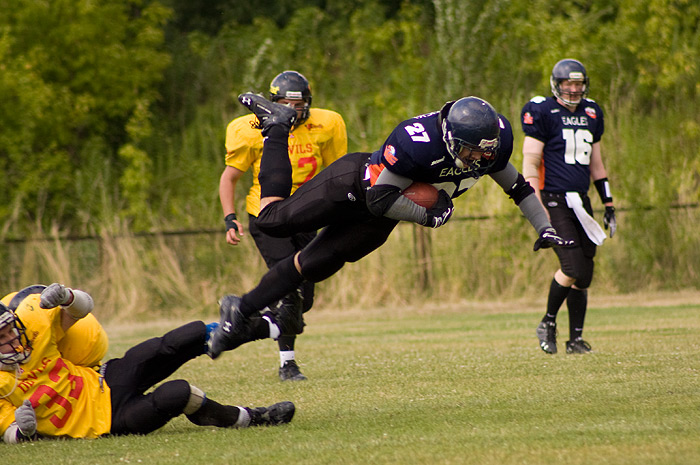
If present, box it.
[603,206,616,238]
[40,283,73,309]
[422,190,454,228]
[534,227,575,251]
[224,213,239,232]
[15,400,37,438]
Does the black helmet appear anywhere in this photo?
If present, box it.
[0,302,32,368]
[550,59,589,106]
[269,70,312,124]
[441,96,500,172]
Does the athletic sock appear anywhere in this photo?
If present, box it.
[240,255,304,317]
[262,314,281,340]
[544,277,570,323]
[280,350,295,367]
[259,125,292,198]
[186,398,241,428]
[277,335,296,352]
[567,288,588,340]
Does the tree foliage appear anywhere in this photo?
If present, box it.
[0,0,698,237]
[0,0,171,236]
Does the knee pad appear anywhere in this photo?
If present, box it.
[152,379,192,415]
[574,260,594,289]
[183,384,206,415]
[561,258,594,289]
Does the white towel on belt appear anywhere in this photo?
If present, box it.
[565,192,606,246]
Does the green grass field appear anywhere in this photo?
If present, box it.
[4,293,700,464]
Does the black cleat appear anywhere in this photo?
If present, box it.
[265,290,305,337]
[246,401,296,426]
[566,337,592,354]
[279,360,307,382]
[536,321,558,354]
[207,295,252,359]
[238,92,297,134]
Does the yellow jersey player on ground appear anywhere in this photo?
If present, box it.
[219,70,347,381]
[1,285,108,369]
[0,283,294,443]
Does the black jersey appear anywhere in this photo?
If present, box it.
[521,96,605,193]
[368,109,514,199]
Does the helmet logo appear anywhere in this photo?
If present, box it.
[285,91,303,99]
[270,85,280,94]
[479,138,498,151]
[568,72,585,80]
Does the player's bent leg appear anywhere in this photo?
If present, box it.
[106,321,208,398]
[112,379,193,435]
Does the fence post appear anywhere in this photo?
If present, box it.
[413,224,433,291]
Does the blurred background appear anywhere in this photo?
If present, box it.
[0,0,697,319]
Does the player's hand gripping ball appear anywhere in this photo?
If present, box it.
[401,182,439,208]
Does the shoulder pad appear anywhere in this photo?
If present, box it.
[583,97,597,103]
[529,96,547,104]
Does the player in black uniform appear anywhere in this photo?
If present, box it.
[207,94,573,359]
[521,58,617,354]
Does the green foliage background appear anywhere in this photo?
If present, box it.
[0,0,698,314]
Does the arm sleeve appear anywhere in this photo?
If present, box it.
[490,163,551,233]
[366,168,427,223]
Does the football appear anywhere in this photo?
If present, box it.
[401,182,438,208]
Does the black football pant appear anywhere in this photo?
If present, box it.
[245,152,399,313]
[248,213,316,313]
[257,152,399,281]
[543,192,597,288]
[106,321,207,435]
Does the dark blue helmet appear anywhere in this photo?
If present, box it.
[441,96,500,172]
[550,59,589,105]
[269,70,312,124]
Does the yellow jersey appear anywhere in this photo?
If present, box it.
[0,291,108,369]
[0,298,111,439]
[225,107,347,216]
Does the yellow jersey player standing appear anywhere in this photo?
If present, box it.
[0,283,294,443]
[219,70,347,381]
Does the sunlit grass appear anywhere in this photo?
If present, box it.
[5,297,699,464]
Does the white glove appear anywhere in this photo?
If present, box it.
[40,283,73,309]
[15,400,37,437]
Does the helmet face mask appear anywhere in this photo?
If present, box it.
[441,97,500,173]
[269,70,312,125]
[550,59,589,106]
[0,303,32,369]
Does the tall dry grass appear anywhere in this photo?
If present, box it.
[2,203,698,322]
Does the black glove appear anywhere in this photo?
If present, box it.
[603,206,616,238]
[422,190,454,228]
[534,227,574,251]
[224,213,238,232]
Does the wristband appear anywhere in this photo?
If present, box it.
[224,213,238,232]
[593,178,613,204]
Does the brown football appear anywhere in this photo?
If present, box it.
[401,182,438,208]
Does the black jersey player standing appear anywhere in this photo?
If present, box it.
[207,94,573,359]
[521,59,617,355]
